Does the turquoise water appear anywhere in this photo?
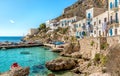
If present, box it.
[0,47,59,76]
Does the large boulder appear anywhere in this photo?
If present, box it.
[10,67,30,76]
[1,67,30,76]
[46,58,76,71]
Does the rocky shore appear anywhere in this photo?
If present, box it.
[46,58,77,71]
[44,41,112,76]
[0,67,30,76]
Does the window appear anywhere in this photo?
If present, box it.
[76,24,78,28]
[99,20,101,24]
[116,13,118,23]
[94,31,96,34]
[79,24,81,27]
[104,18,107,22]
[88,22,90,25]
[94,22,96,25]
[99,31,101,36]
[111,16,113,23]
[62,23,64,27]
[115,29,117,35]
[83,23,85,26]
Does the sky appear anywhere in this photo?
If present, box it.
[0,0,77,36]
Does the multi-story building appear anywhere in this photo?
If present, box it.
[45,0,120,38]
[45,19,59,30]
[74,0,120,38]
[74,18,86,38]
[59,16,81,28]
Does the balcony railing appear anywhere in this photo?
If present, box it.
[107,20,119,30]
[87,18,92,22]
[112,7,119,12]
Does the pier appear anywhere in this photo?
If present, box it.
[0,43,43,49]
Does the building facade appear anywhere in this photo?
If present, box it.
[45,19,59,30]
[45,0,120,38]
[28,28,39,36]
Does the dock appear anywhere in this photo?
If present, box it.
[0,43,43,49]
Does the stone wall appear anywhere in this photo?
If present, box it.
[107,36,120,47]
[79,36,120,59]
[79,37,101,59]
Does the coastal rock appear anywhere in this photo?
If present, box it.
[71,52,82,58]
[60,42,80,57]
[1,67,30,76]
[46,58,76,71]
[89,72,111,76]
[47,73,55,76]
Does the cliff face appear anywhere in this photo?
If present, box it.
[56,0,108,21]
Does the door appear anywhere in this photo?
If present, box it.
[109,28,113,36]
[116,13,118,23]
[115,0,118,7]
[115,29,117,35]
[111,16,113,23]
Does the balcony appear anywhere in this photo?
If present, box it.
[87,18,92,22]
[107,20,119,30]
[112,7,119,12]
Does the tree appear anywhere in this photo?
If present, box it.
[39,23,46,30]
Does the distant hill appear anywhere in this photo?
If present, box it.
[55,0,108,21]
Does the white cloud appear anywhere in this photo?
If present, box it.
[9,20,15,24]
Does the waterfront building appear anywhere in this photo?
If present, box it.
[45,0,120,38]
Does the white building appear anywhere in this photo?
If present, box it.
[73,0,120,38]
[59,16,82,28]
[74,18,86,38]
[45,0,120,38]
[45,19,59,30]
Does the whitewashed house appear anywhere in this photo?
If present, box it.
[45,19,59,30]
[59,16,81,28]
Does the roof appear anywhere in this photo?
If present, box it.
[93,7,107,17]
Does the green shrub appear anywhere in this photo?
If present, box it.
[101,43,109,50]
[100,54,107,66]
[87,62,92,68]
[90,41,94,46]
[94,53,107,66]
[94,53,101,64]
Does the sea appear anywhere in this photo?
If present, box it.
[0,36,23,42]
[0,36,59,76]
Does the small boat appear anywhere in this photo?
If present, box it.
[20,51,31,55]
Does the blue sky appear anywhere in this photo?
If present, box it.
[0,0,77,36]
